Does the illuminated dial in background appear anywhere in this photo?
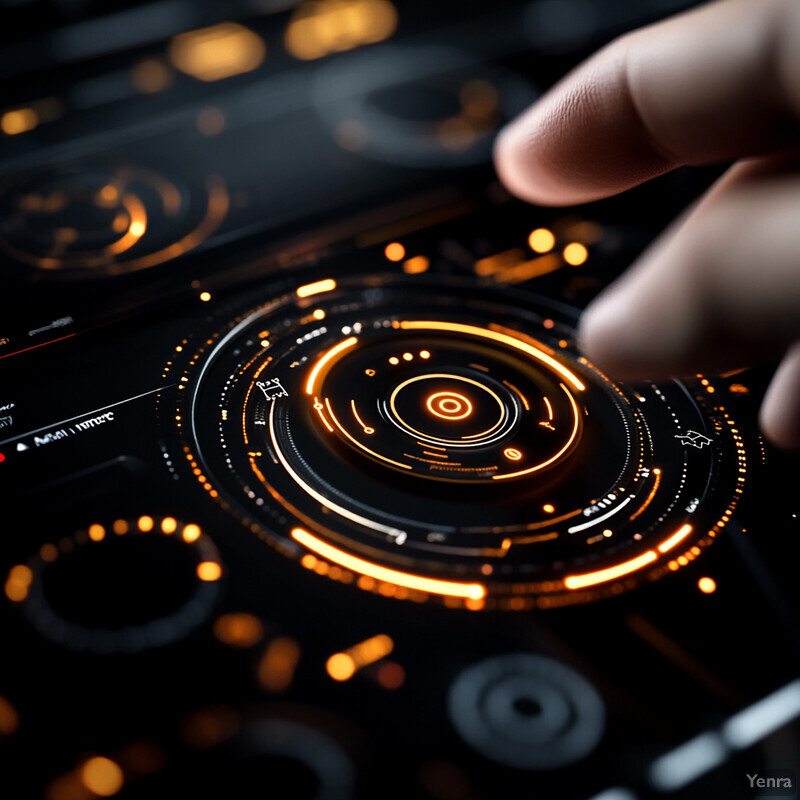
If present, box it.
[0,162,228,277]
[166,275,747,609]
[5,515,224,653]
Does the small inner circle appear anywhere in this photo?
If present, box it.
[426,391,472,420]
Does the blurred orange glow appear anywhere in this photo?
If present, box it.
[403,255,429,274]
[563,242,588,266]
[181,523,201,542]
[131,58,173,94]
[327,633,394,681]
[1,108,38,135]
[698,577,717,594]
[384,242,405,262]
[376,661,406,689]
[169,23,266,82]
[80,756,124,797]
[326,652,357,681]
[88,524,106,541]
[137,516,154,532]
[285,0,397,61]
[197,562,222,581]
[529,228,555,253]
[297,278,337,298]
[0,695,20,736]
[213,613,264,647]
[257,636,301,692]
[4,565,32,602]
[161,517,178,534]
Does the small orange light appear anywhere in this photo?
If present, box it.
[419,350,431,359]
[1,108,38,136]
[503,448,523,461]
[384,242,405,262]
[326,652,356,681]
[169,22,266,82]
[563,242,588,266]
[197,562,222,581]
[113,519,128,535]
[137,515,154,532]
[312,309,326,320]
[528,228,555,253]
[402,352,413,361]
[698,577,717,594]
[80,756,124,797]
[389,356,399,365]
[182,523,202,543]
[161,517,178,534]
[199,291,212,302]
[297,278,336,298]
[542,504,555,514]
[88,524,106,542]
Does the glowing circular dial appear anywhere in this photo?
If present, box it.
[167,276,747,609]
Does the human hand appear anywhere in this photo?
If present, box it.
[494,0,800,449]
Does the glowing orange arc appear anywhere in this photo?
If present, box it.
[563,550,658,590]
[398,320,586,392]
[291,528,486,600]
[657,523,693,553]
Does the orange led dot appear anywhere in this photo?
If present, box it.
[419,350,430,359]
[503,448,523,461]
[542,318,554,329]
[137,516,154,532]
[312,309,326,320]
[603,529,613,538]
[528,228,555,253]
[402,352,413,361]
[80,756,124,797]
[129,220,146,237]
[326,652,356,681]
[182,523,202,543]
[113,519,128,535]
[197,561,222,581]
[88,524,106,542]
[389,356,399,365]
[161,517,178,534]
[698,577,717,594]
[384,242,405,262]
[563,242,588,266]
[542,504,555,514]
[199,291,212,302]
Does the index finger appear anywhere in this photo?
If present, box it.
[494,0,800,206]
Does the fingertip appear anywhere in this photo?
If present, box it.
[759,344,800,451]
[577,289,664,382]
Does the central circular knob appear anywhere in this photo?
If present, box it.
[426,391,473,420]
[388,373,508,446]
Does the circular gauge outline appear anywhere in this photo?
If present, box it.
[5,515,224,653]
[163,273,748,609]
